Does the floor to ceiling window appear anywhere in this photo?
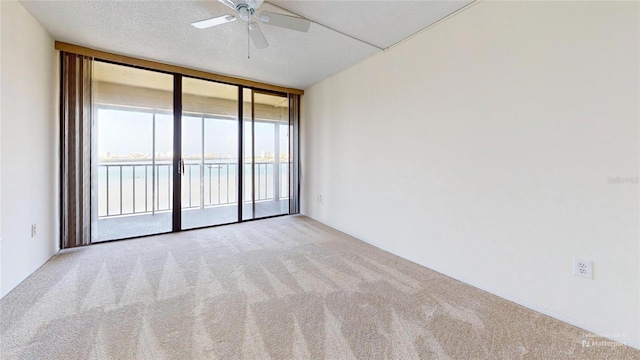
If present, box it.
[92,61,175,242]
[243,90,291,220]
[181,77,240,230]
[89,60,299,243]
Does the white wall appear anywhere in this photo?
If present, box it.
[1,0,59,298]
[302,0,639,349]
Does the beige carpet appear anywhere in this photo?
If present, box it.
[0,215,636,359]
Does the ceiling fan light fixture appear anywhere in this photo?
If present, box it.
[236,4,253,21]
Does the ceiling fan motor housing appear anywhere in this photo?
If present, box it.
[236,4,253,21]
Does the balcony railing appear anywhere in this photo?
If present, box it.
[97,161,289,218]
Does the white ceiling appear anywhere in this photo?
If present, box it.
[20,0,472,90]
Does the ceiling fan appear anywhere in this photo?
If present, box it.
[191,0,311,50]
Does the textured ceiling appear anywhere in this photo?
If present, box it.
[21,0,472,90]
[269,0,472,49]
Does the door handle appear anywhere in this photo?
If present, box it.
[178,159,185,175]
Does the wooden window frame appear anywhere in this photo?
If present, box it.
[55,41,304,96]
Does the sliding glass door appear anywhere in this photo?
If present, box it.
[243,90,290,220]
[181,78,239,229]
[90,60,298,242]
[92,61,174,242]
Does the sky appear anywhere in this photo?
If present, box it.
[97,108,288,160]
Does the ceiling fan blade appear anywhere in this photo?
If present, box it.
[191,15,236,29]
[248,22,269,50]
[259,11,310,32]
[218,0,236,11]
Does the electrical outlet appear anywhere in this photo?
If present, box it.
[573,257,593,279]
[31,224,37,238]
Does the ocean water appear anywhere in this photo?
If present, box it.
[96,160,289,217]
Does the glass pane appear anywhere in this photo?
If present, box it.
[288,94,300,214]
[280,122,290,200]
[92,61,174,242]
[243,88,254,220]
[251,91,290,219]
[181,77,239,229]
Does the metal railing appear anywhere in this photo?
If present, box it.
[98,161,289,218]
